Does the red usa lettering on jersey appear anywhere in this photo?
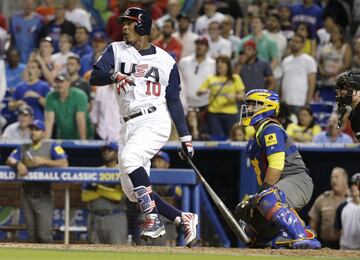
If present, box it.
[119,62,160,82]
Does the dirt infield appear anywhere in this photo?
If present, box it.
[0,243,359,258]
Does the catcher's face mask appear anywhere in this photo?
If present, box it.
[335,87,356,128]
[335,88,354,107]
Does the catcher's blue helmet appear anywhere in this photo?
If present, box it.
[240,89,280,126]
[117,7,152,36]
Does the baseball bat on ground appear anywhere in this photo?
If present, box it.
[178,148,252,246]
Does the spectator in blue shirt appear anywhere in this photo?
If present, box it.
[9,0,43,63]
[8,60,51,121]
[291,0,323,39]
[5,48,26,93]
[80,31,108,76]
[313,113,353,143]
[239,40,275,92]
[72,26,93,59]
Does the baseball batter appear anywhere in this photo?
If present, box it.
[89,7,198,246]
[235,89,321,249]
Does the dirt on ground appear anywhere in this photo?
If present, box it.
[0,243,359,258]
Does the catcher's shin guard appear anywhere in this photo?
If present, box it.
[257,187,320,249]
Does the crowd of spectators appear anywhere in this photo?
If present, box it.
[0,0,357,143]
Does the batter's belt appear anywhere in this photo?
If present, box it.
[123,106,157,122]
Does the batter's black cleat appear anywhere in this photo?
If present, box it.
[141,213,166,240]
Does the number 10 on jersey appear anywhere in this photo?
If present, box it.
[145,81,161,96]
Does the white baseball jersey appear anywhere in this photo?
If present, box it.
[110,42,176,117]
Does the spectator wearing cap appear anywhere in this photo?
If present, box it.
[1,105,33,141]
[35,0,56,23]
[240,39,275,92]
[51,34,76,74]
[9,0,43,63]
[66,55,92,102]
[207,21,231,59]
[28,37,59,84]
[65,0,92,32]
[335,173,360,250]
[238,16,279,71]
[153,151,171,169]
[39,2,76,52]
[80,31,108,76]
[281,34,317,113]
[45,73,93,139]
[173,13,198,59]
[72,26,93,59]
[153,19,183,62]
[156,0,181,31]
[8,60,51,121]
[81,141,128,244]
[6,119,68,243]
[309,167,349,249]
[178,37,215,131]
[220,15,241,61]
[194,0,225,35]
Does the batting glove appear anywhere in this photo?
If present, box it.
[111,72,135,92]
[179,135,194,160]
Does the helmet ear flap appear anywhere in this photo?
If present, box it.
[135,20,147,36]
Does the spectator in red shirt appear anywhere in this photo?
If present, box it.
[139,0,164,20]
[153,19,182,62]
[0,10,7,30]
[106,0,129,42]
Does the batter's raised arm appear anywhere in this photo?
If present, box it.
[165,64,194,159]
[89,45,115,86]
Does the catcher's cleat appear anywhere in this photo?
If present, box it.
[271,228,321,249]
[140,213,166,240]
[291,238,321,249]
[180,212,199,247]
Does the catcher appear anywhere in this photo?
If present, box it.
[335,70,360,142]
[235,89,321,249]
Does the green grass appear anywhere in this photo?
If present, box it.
[0,249,358,260]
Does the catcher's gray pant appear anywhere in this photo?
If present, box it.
[276,172,314,209]
[87,211,128,244]
[21,192,53,243]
